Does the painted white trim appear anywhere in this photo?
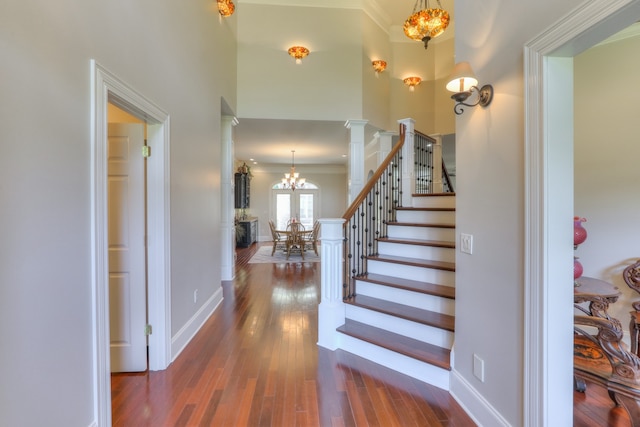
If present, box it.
[171,287,224,361]
[523,1,640,426]
[90,60,171,426]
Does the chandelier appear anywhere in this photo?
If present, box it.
[403,0,450,49]
[281,150,305,191]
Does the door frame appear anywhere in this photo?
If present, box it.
[90,60,172,426]
[524,0,640,425]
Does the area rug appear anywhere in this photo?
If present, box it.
[248,245,321,264]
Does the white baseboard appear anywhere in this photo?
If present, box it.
[450,369,512,427]
[171,286,224,362]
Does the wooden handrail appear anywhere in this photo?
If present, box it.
[342,124,406,220]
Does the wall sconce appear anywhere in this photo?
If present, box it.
[403,76,422,91]
[217,0,235,17]
[445,62,493,115]
[288,46,310,64]
[372,60,387,74]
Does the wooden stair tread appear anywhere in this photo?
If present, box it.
[345,294,455,331]
[386,221,455,229]
[377,237,455,249]
[367,254,455,271]
[355,273,455,299]
[337,320,451,370]
[395,207,455,212]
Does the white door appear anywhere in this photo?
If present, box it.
[108,123,147,372]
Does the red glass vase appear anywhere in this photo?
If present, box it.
[574,217,587,247]
[574,257,583,280]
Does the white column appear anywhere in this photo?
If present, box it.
[345,119,368,204]
[376,130,395,168]
[431,133,444,193]
[398,118,415,207]
[221,115,238,281]
[317,218,346,351]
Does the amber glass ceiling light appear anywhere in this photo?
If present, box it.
[217,0,235,17]
[403,0,450,49]
[372,60,387,74]
[403,76,422,91]
[446,62,494,115]
[288,46,310,64]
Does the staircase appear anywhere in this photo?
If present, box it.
[336,193,456,390]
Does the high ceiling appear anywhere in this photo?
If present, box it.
[233,0,454,167]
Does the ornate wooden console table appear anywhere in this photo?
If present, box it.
[574,276,640,426]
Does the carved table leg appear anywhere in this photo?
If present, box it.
[614,393,640,427]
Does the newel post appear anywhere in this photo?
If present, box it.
[317,218,346,350]
[398,118,415,207]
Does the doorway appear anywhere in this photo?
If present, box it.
[91,60,171,426]
[272,184,319,230]
[524,1,640,424]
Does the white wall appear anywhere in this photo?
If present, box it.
[574,29,640,332]
[452,0,583,425]
[0,1,236,425]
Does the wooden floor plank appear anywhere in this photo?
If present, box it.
[113,242,633,427]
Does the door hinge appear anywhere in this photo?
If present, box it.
[142,145,151,158]
[144,324,153,336]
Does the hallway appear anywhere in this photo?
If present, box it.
[111,243,474,426]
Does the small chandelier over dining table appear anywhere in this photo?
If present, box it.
[281,150,305,191]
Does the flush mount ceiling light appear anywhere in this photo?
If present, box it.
[445,61,494,115]
[217,0,235,17]
[281,150,305,191]
[288,46,310,64]
[403,0,450,49]
[372,60,387,74]
[403,76,422,91]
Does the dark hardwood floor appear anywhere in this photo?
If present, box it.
[111,243,631,426]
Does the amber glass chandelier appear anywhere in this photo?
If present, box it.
[403,0,450,49]
[281,150,306,191]
[288,46,310,64]
[217,0,235,17]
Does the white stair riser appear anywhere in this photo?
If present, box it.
[388,225,455,241]
[355,280,455,316]
[345,304,454,348]
[338,334,451,390]
[378,241,455,263]
[367,261,455,286]
[396,210,455,224]
[412,196,455,209]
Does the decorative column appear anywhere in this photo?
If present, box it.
[376,130,395,169]
[345,119,368,204]
[221,115,238,281]
[431,133,444,193]
[317,218,346,350]
[398,118,415,207]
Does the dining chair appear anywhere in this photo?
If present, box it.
[285,221,305,260]
[268,220,286,256]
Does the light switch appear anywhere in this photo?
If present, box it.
[461,233,473,254]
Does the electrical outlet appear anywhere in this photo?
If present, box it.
[194,289,198,303]
[461,233,473,254]
[473,354,485,382]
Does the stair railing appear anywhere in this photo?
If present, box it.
[414,131,454,194]
[341,124,406,300]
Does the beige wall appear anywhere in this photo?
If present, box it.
[574,28,640,330]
